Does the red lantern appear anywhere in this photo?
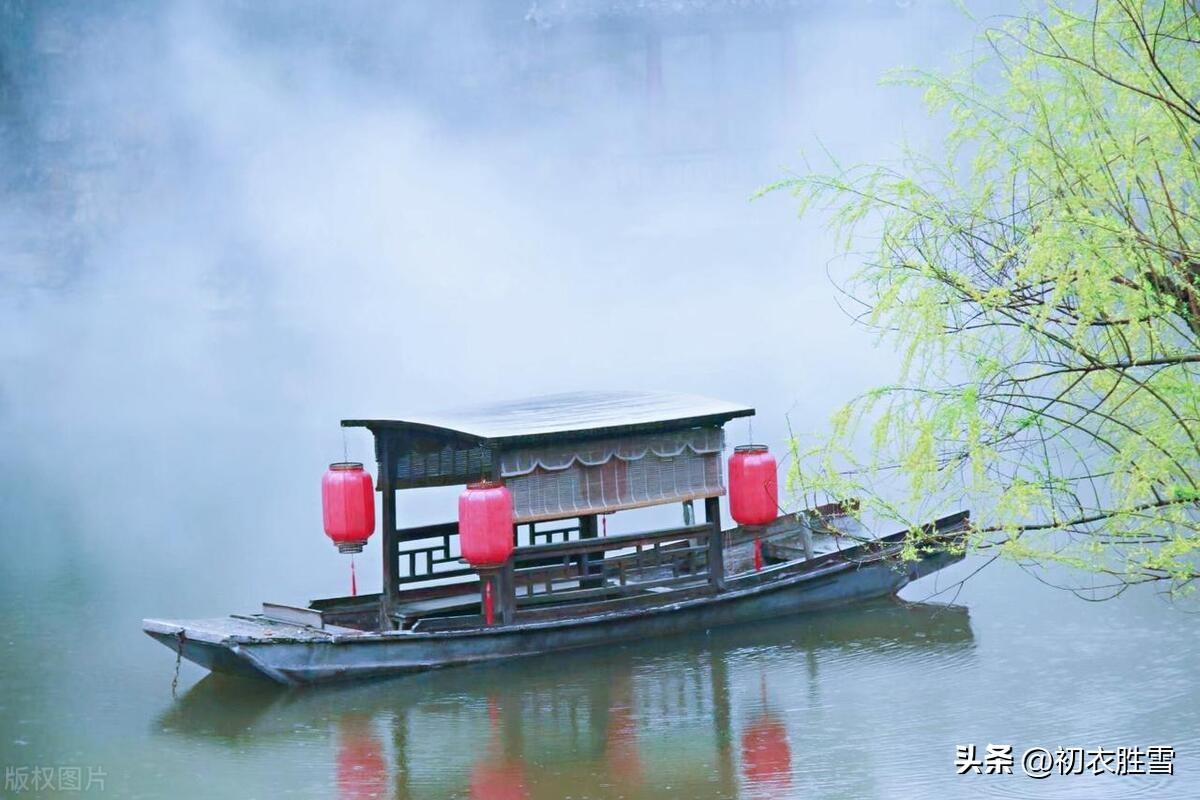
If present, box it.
[729,445,777,570]
[728,445,778,526]
[322,462,376,553]
[458,481,514,566]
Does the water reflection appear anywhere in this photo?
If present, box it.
[337,715,388,800]
[740,675,792,799]
[469,697,529,800]
[159,599,973,799]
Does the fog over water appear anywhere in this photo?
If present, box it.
[1,0,970,596]
[3,3,1199,799]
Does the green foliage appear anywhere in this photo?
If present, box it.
[778,1,1200,596]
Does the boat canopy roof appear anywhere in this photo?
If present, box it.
[342,391,754,513]
[342,390,753,448]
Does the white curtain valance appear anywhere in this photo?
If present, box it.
[499,428,725,478]
[502,428,727,522]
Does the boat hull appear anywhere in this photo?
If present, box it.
[145,538,964,686]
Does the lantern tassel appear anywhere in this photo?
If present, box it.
[350,555,358,597]
[484,580,495,626]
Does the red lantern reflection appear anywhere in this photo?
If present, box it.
[741,714,791,790]
[336,716,387,800]
[469,696,529,800]
[604,675,643,788]
[468,762,528,800]
[741,674,792,796]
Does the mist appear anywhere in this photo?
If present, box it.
[0,1,987,609]
[9,8,1200,799]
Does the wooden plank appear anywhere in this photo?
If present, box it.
[516,574,709,608]
[410,579,720,632]
[513,561,581,586]
[391,592,481,626]
[603,542,708,569]
[261,603,324,628]
[395,520,459,541]
[309,592,382,611]
[512,522,710,561]
[409,613,487,633]
[513,582,717,624]
[398,566,477,585]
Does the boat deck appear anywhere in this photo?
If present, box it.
[147,512,869,645]
[143,616,344,644]
[142,510,970,684]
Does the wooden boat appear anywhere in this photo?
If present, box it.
[144,391,968,686]
[160,598,975,738]
[158,599,973,797]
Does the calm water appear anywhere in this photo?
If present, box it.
[2,552,1199,799]
[3,2,1198,798]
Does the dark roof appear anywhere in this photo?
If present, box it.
[342,390,754,447]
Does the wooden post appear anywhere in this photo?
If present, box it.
[579,514,601,589]
[705,496,725,591]
[499,560,516,624]
[372,433,398,630]
[799,515,815,561]
[379,482,399,630]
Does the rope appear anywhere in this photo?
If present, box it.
[170,630,185,698]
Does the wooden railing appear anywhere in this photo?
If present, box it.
[414,522,718,630]
[394,502,724,631]
[511,522,713,602]
[392,519,583,587]
[393,521,475,586]
[524,520,582,546]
